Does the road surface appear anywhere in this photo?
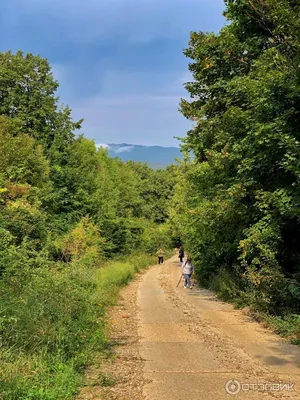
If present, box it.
[138,256,300,399]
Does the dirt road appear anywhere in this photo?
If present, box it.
[138,256,300,399]
[78,256,300,399]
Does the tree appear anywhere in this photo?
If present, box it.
[178,0,300,311]
[0,116,50,262]
[0,51,82,152]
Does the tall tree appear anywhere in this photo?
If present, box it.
[178,0,300,311]
[0,51,82,152]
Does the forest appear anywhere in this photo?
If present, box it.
[0,51,177,398]
[1,0,300,398]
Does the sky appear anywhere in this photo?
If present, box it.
[0,0,225,146]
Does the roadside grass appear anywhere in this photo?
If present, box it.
[0,252,157,400]
[250,312,300,346]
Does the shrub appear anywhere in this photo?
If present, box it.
[0,252,155,399]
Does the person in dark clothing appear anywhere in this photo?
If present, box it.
[156,248,165,264]
[178,247,184,263]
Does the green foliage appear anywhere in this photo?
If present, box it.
[210,267,244,302]
[0,51,81,150]
[0,116,50,187]
[0,254,155,399]
[174,0,300,319]
[261,314,300,344]
[140,221,173,254]
[0,48,177,398]
[0,49,177,264]
[0,116,50,269]
[56,217,105,265]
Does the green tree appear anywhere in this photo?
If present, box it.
[0,51,82,151]
[0,116,50,273]
[178,0,300,312]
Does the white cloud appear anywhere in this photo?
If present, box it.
[114,146,134,154]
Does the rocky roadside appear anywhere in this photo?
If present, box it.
[77,271,147,400]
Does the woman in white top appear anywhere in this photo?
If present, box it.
[182,256,194,289]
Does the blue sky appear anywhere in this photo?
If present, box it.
[0,0,225,146]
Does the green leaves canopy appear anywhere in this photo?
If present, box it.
[178,0,300,312]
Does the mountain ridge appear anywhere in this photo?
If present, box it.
[97,143,182,168]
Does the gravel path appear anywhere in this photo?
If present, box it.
[78,256,300,400]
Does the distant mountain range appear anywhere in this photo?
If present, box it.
[97,143,182,168]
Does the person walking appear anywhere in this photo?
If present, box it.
[156,248,165,264]
[178,246,184,263]
[182,256,194,289]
